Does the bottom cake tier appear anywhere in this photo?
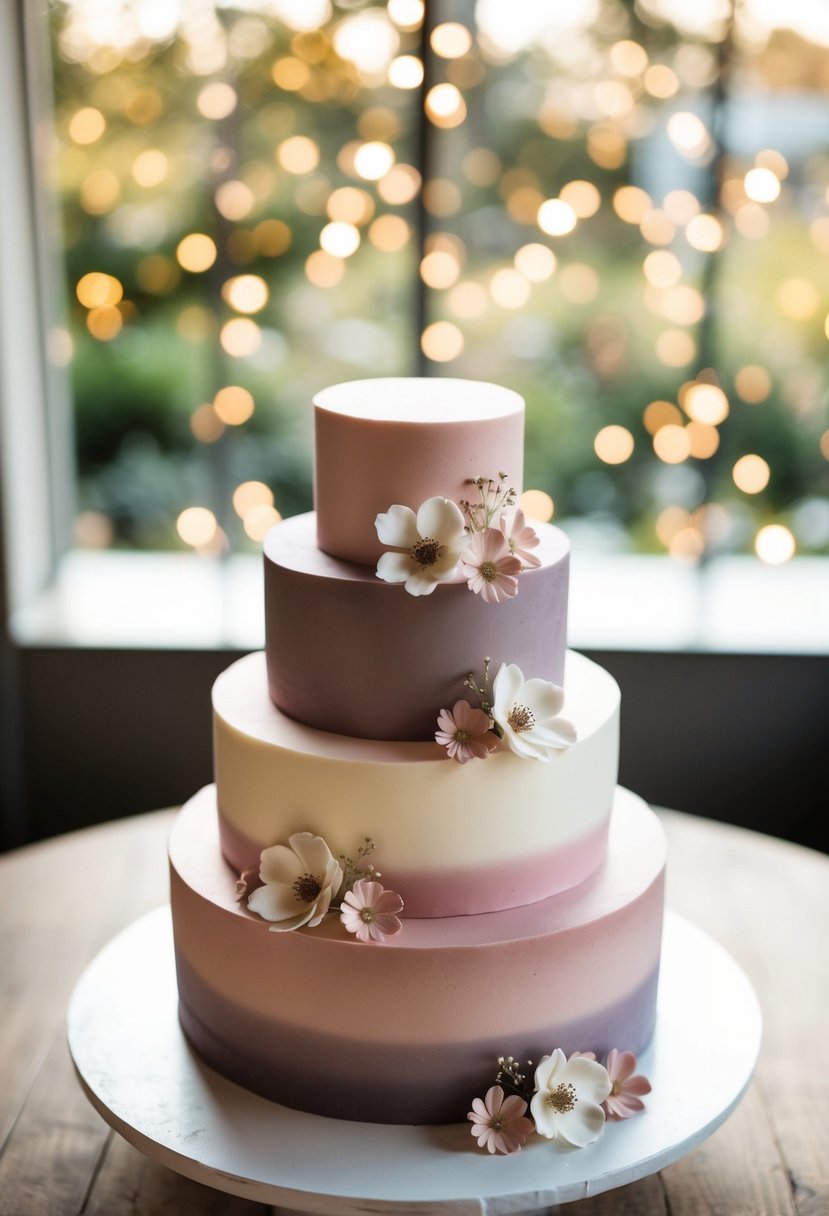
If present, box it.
[169,785,666,1125]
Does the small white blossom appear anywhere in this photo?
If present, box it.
[530,1049,611,1147]
[375,496,467,596]
[248,832,343,932]
[491,663,577,762]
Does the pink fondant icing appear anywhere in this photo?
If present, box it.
[177,960,659,1125]
[264,512,569,740]
[313,377,525,566]
[217,806,611,918]
[170,786,665,1124]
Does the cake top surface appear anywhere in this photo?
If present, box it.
[314,377,524,424]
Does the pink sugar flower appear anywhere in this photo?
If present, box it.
[499,506,541,569]
[602,1049,652,1119]
[468,1085,534,1155]
[340,878,403,943]
[459,527,522,604]
[435,699,496,763]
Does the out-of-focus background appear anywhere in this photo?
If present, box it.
[1,0,827,853]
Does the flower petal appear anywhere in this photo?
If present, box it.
[501,728,552,762]
[248,882,301,922]
[373,913,403,937]
[429,548,463,578]
[373,889,405,915]
[404,568,442,596]
[492,662,524,714]
[500,1093,529,1120]
[534,1049,566,1092]
[375,504,418,548]
[258,843,305,886]
[622,1075,652,1096]
[606,1049,635,1082]
[556,1100,606,1148]
[530,719,578,749]
[289,832,334,876]
[376,551,415,584]
[415,495,466,544]
[563,1056,612,1104]
[452,700,491,734]
[521,677,565,718]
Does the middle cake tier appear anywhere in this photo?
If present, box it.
[214,649,619,918]
[264,512,570,741]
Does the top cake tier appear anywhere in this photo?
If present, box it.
[314,377,524,566]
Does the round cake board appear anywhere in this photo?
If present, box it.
[67,907,761,1213]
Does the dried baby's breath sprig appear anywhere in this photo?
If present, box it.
[338,837,381,890]
[458,474,517,534]
[464,656,494,715]
[495,1054,534,1104]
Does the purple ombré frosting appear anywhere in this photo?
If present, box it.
[263,512,570,742]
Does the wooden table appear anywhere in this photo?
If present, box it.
[0,808,826,1216]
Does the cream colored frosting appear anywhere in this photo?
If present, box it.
[213,649,620,916]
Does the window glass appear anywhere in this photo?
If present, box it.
[46,1,829,563]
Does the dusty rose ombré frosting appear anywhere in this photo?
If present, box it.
[264,512,569,741]
[314,377,524,566]
[170,786,665,1126]
[213,649,619,918]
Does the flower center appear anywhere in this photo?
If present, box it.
[490,1115,505,1131]
[360,907,376,923]
[545,1082,577,1114]
[410,536,442,567]
[454,728,471,743]
[479,559,498,582]
[292,872,322,903]
[507,703,535,733]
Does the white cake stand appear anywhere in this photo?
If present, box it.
[67,908,761,1214]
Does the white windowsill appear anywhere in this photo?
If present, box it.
[9,548,829,655]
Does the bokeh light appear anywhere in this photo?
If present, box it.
[222,275,269,314]
[232,480,273,518]
[733,455,771,494]
[653,424,691,463]
[177,507,217,548]
[214,386,255,425]
[320,222,360,257]
[683,382,729,425]
[277,136,320,174]
[176,233,217,273]
[537,199,577,236]
[425,83,467,128]
[755,524,795,565]
[594,425,634,464]
[431,23,472,58]
[354,141,395,180]
[421,321,463,361]
[521,489,554,522]
[219,318,261,357]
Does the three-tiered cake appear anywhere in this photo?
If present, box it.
[169,378,665,1126]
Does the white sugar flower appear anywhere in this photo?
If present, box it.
[491,662,577,762]
[530,1049,611,1147]
[375,496,467,596]
[248,832,343,932]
